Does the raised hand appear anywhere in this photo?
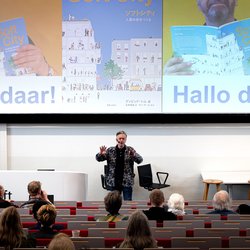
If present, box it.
[99,145,107,155]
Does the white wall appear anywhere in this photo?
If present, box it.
[1,123,250,201]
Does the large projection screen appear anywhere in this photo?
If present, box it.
[0,0,250,123]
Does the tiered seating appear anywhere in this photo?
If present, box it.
[6,199,249,248]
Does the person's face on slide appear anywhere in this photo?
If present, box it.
[197,0,237,26]
[116,134,127,148]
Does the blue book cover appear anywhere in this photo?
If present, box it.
[0,17,29,76]
[171,18,250,75]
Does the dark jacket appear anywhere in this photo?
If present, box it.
[143,207,177,221]
[207,209,237,216]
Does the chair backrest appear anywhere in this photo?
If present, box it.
[20,215,36,222]
[151,227,186,238]
[193,227,240,237]
[71,237,105,250]
[56,215,88,222]
[210,249,250,250]
[68,221,109,229]
[171,237,222,249]
[76,209,106,215]
[229,236,250,248]
[183,214,221,222]
[163,220,204,229]
[227,214,250,220]
[56,208,71,215]
[13,248,45,250]
[145,248,200,250]
[115,219,156,228]
[137,164,153,187]
[211,220,250,229]
[88,228,126,238]
[54,201,77,206]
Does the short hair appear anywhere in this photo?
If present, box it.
[37,204,57,227]
[168,193,185,211]
[27,181,41,196]
[0,185,5,198]
[104,190,122,215]
[149,189,165,207]
[48,233,75,250]
[212,190,232,210]
[116,130,127,137]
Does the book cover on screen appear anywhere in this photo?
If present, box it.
[61,0,162,113]
[171,18,250,75]
[0,17,29,76]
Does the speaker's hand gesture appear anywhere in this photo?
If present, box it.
[99,145,107,155]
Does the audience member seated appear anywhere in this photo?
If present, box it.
[143,189,177,221]
[48,233,75,250]
[236,203,250,214]
[0,185,16,208]
[30,200,63,231]
[30,204,58,239]
[207,190,237,216]
[167,192,186,216]
[119,210,157,250]
[20,180,53,209]
[0,206,36,249]
[96,190,129,222]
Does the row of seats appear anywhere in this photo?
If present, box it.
[11,235,250,249]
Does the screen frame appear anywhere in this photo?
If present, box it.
[2,113,250,123]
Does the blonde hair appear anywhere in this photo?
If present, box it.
[48,233,75,250]
[37,204,57,227]
[168,193,185,211]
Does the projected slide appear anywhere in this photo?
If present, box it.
[1,0,250,117]
[0,0,162,114]
[162,0,250,114]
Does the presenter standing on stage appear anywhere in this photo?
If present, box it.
[96,130,143,201]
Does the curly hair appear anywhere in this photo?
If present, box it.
[37,204,57,227]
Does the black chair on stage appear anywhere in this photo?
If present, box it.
[101,165,112,190]
[137,164,170,191]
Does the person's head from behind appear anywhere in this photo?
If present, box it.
[0,185,5,199]
[212,190,232,210]
[126,210,152,238]
[37,204,57,227]
[236,204,250,214]
[27,180,42,197]
[32,200,50,221]
[122,210,156,250]
[104,190,122,215]
[116,130,127,148]
[48,233,75,250]
[168,193,185,211]
[0,206,25,247]
[196,0,237,27]
[149,189,165,207]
